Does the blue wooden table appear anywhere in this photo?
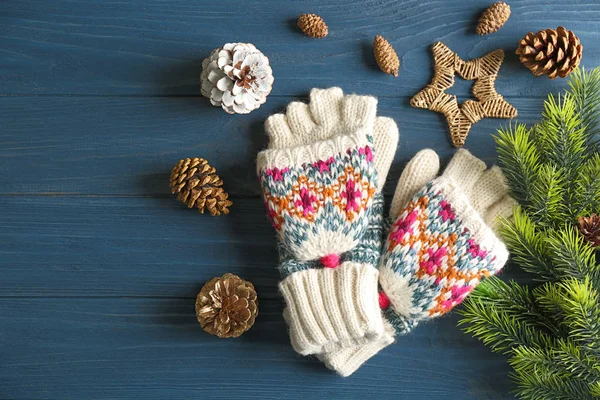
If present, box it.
[1,1,599,399]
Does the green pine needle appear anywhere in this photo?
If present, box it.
[574,153,600,216]
[498,207,554,280]
[527,164,568,227]
[544,227,599,283]
[494,123,540,206]
[459,296,553,355]
[554,340,600,382]
[510,367,594,400]
[557,278,600,356]
[535,94,587,175]
[568,67,600,148]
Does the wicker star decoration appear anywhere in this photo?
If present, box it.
[410,42,518,147]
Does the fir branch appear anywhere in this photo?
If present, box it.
[568,67,600,149]
[534,283,570,338]
[534,94,587,176]
[557,278,600,356]
[499,207,554,280]
[458,65,600,400]
[589,381,600,397]
[510,346,569,381]
[510,366,594,400]
[458,297,553,355]
[574,153,600,217]
[468,277,563,337]
[544,227,599,283]
[527,164,568,227]
[533,94,587,224]
[494,123,540,206]
[555,340,600,382]
[510,344,600,399]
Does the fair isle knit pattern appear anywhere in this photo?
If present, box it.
[259,141,377,262]
[379,176,508,335]
[277,193,384,278]
[342,193,385,268]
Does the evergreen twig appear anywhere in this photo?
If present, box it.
[459,67,600,400]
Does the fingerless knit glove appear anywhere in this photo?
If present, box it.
[322,149,516,376]
[257,87,398,355]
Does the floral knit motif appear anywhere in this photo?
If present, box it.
[379,178,503,335]
[259,145,377,262]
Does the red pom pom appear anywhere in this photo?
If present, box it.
[320,254,340,268]
[378,291,391,309]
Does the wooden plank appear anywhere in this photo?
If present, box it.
[0,0,598,97]
[0,96,549,196]
[0,297,514,399]
[0,196,278,298]
[0,196,528,298]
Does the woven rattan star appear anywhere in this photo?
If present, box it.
[410,42,517,147]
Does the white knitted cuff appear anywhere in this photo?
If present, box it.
[279,262,384,355]
[319,320,395,377]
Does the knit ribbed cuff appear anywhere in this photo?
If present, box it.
[279,262,383,356]
[319,320,396,377]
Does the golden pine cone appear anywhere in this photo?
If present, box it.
[196,273,258,338]
[170,157,232,216]
[374,35,399,77]
[476,2,511,35]
[516,26,583,79]
[578,214,600,248]
[297,14,328,38]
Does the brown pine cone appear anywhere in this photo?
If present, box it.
[476,2,511,35]
[196,273,258,338]
[374,35,400,77]
[578,214,600,248]
[297,14,328,38]
[516,27,583,79]
[170,157,232,216]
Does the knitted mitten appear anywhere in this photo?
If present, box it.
[257,87,398,355]
[321,148,516,376]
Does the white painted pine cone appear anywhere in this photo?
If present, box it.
[200,43,274,114]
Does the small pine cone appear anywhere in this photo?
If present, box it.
[516,27,583,79]
[374,35,399,77]
[297,14,328,38]
[196,273,258,338]
[477,2,511,35]
[578,214,600,248]
[170,157,232,216]
[200,43,273,114]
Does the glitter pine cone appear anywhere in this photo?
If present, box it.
[196,273,258,338]
[201,43,274,114]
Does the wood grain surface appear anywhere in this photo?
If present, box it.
[1,0,599,399]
